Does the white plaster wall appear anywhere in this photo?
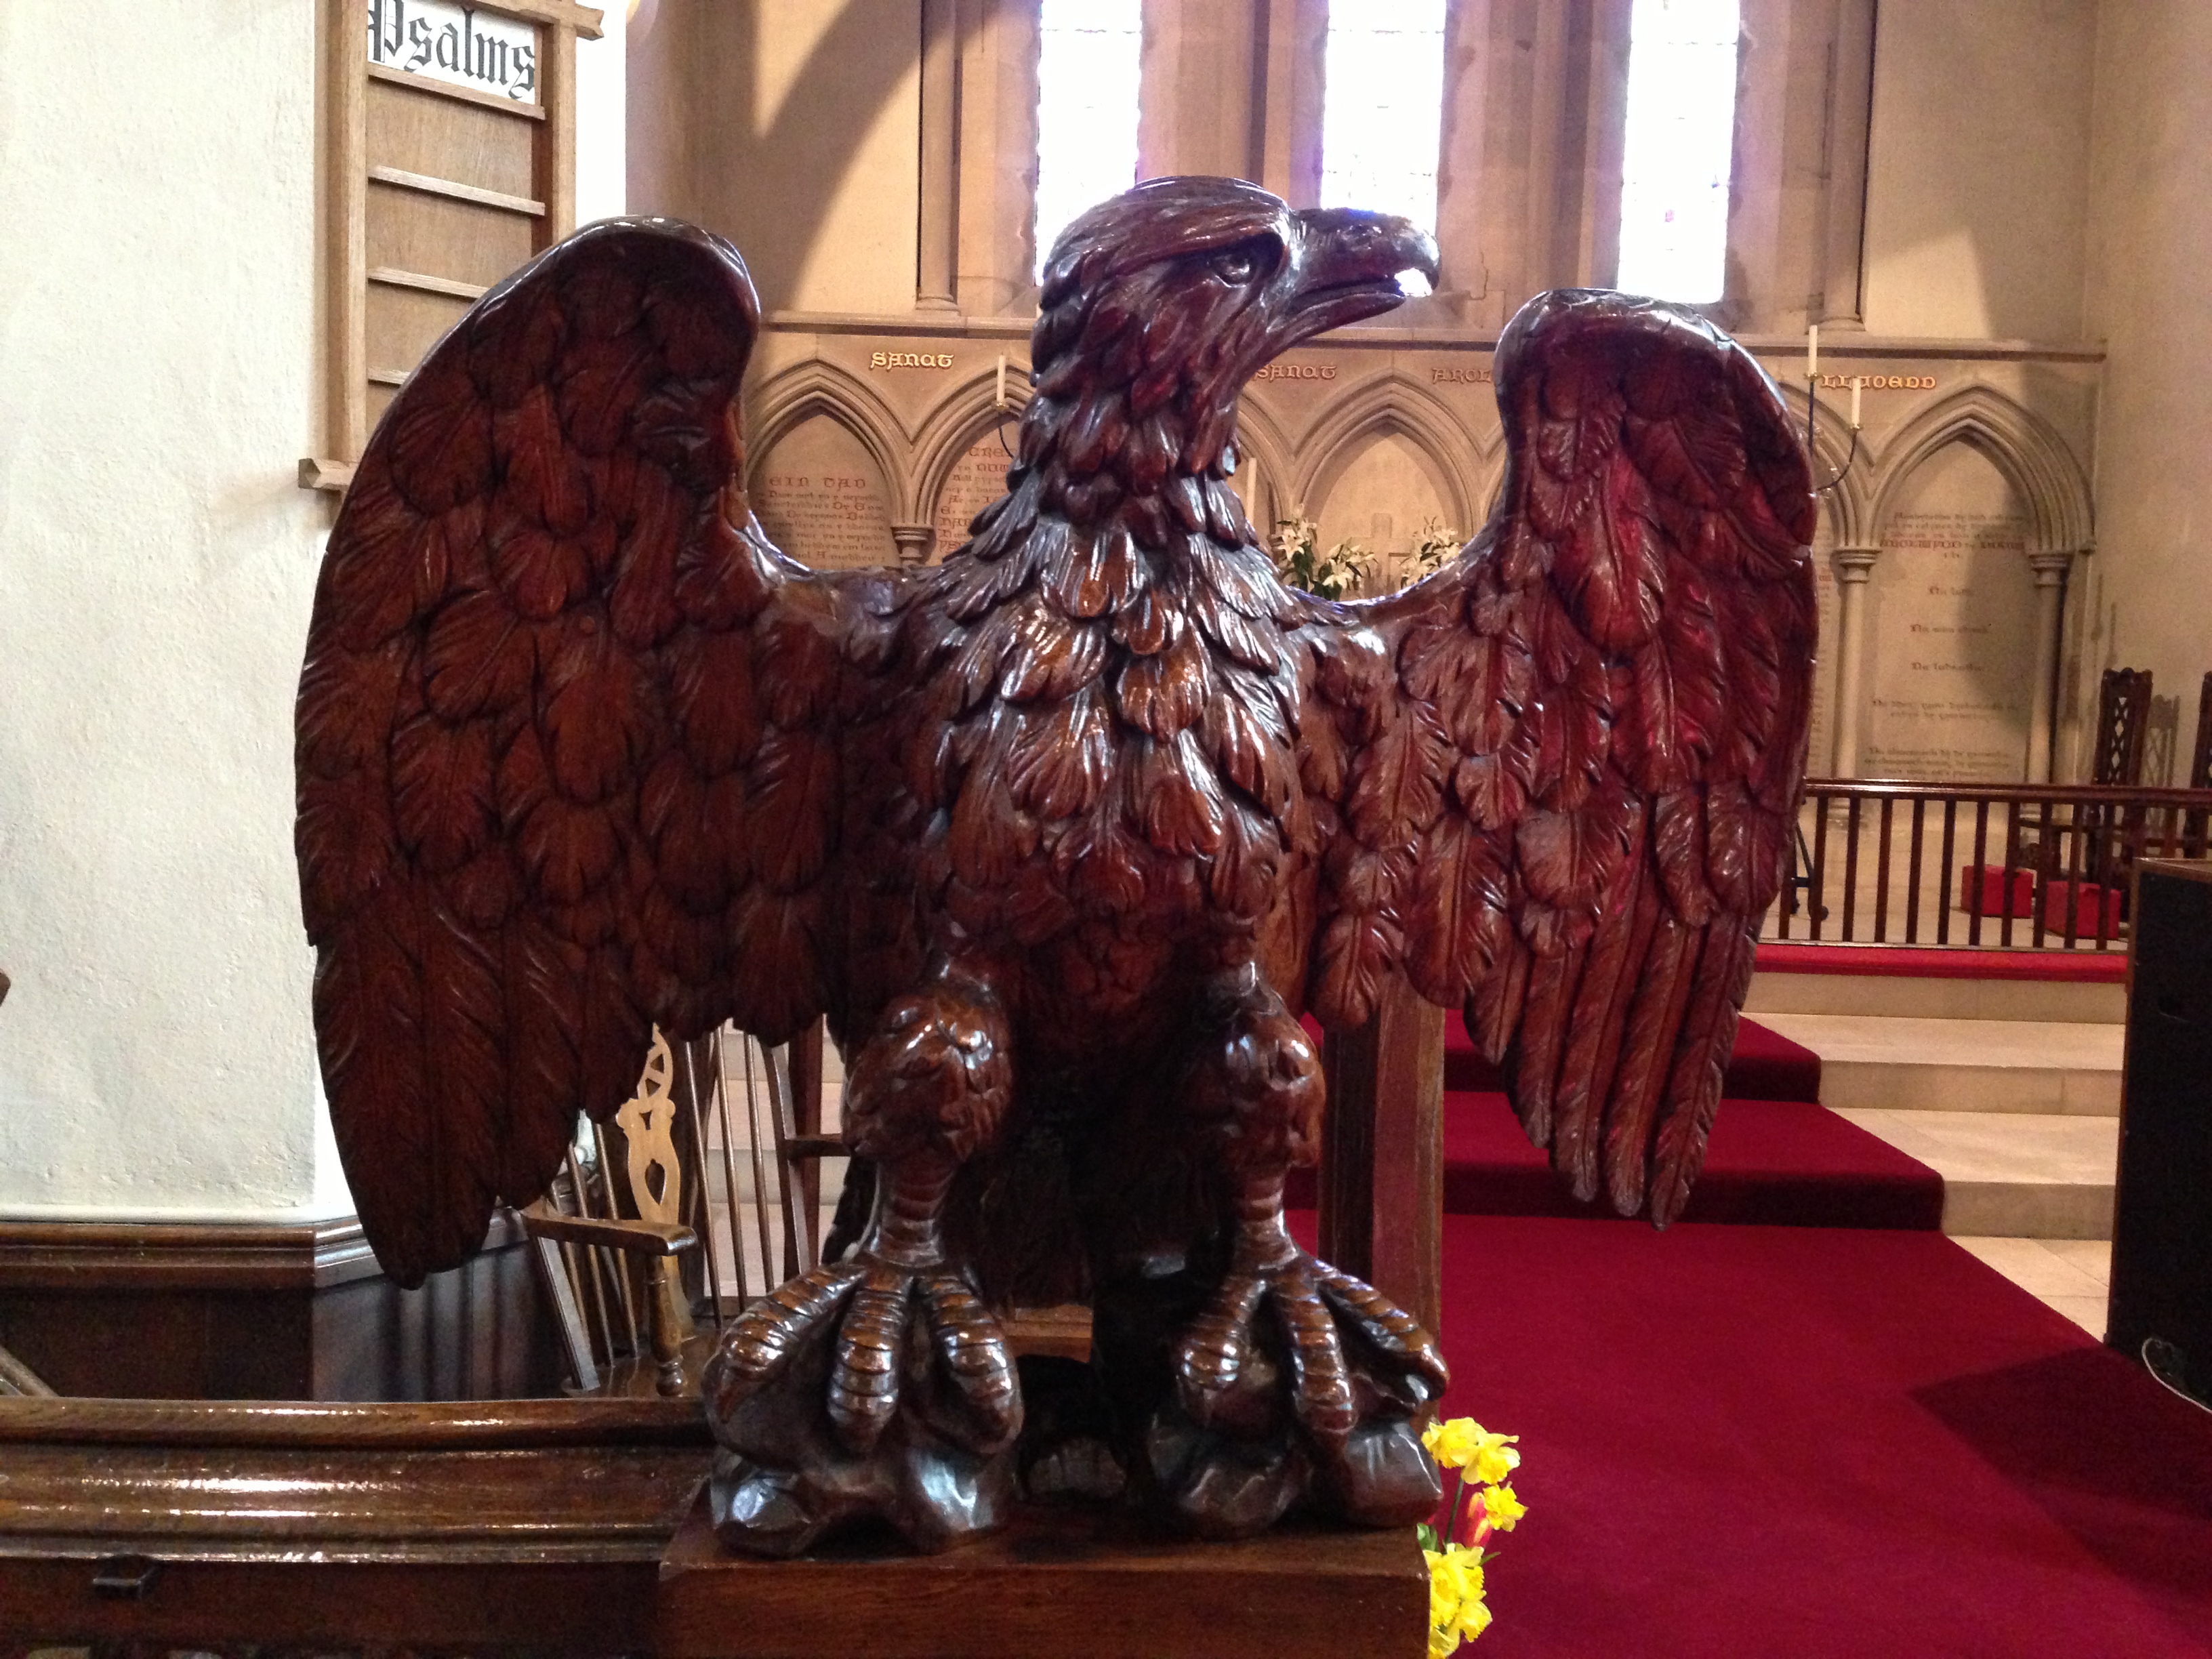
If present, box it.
[0,1,329,1218]
[2083,1,2212,718]
[1861,0,2095,342]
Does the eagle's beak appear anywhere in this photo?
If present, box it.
[1277,207,1442,343]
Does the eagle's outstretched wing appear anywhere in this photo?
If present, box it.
[297,220,865,1284]
[1303,290,1817,1224]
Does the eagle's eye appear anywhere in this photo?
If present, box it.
[1211,247,1261,285]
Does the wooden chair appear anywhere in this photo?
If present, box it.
[2094,667,2157,786]
[523,1024,837,1398]
[2083,668,2156,895]
[2184,673,2212,856]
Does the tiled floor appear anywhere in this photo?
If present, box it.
[1954,1234,2111,1335]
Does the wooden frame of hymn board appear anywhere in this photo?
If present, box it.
[301,0,605,496]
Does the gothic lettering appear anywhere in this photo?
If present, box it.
[367,0,540,103]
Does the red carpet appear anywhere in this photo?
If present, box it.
[1288,1086,1942,1229]
[1757,941,2129,982]
[1431,1088,1944,1230]
[1292,1212,2212,1657]
[1445,1013,1823,1102]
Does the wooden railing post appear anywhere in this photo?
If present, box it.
[1318,977,1444,1339]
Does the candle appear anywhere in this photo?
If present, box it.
[1849,375,1862,430]
[996,353,1007,409]
[1807,323,1819,381]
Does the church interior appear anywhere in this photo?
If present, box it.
[3,0,2211,1652]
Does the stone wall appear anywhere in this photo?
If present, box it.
[632,0,2116,786]
[2084,0,2212,782]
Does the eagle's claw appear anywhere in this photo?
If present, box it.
[1161,1250,1448,1532]
[1176,1250,1443,1445]
[705,1256,1021,1458]
[829,1258,1022,1454]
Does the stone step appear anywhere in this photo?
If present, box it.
[1831,1109,2117,1240]
[1745,967,2127,1024]
[1950,1235,2112,1336]
[1754,1012,2123,1115]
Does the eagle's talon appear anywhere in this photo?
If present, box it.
[705,1260,865,1424]
[1173,1251,1441,1450]
[820,1258,1021,1456]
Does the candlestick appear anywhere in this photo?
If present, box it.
[1807,323,1819,381]
[1849,375,1862,430]
[996,353,1007,409]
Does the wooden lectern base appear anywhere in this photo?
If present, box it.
[0,1398,1426,1655]
[656,1494,1427,1659]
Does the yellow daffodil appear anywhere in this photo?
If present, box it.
[1422,1417,1521,1486]
[1427,1543,1490,1650]
[1481,1483,1528,1533]
[1422,1417,1483,1470]
[1422,1418,1517,1647]
[1469,1428,1520,1486]
[1456,1594,1494,1643]
[1425,1547,1468,1626]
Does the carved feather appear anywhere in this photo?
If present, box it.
[298,222,865,1284]
[1309,288,1815,1227]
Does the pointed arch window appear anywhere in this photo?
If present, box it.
[1318,0,1445,291]
[1616,0,1742,303]
[1033,0,1143,281]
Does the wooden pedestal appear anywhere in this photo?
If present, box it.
[657,1495,1427,1659]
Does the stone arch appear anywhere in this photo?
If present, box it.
[743,360,911,568]
[744,359,912,513]
[1867,382,2093,555]
[1226,397,1296,535]
[903,369,1033,559]
[910,366,1029,529]
[1288,371,1496,537]
[1775,382,1874,550]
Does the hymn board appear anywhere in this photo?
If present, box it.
[303,0,605,493]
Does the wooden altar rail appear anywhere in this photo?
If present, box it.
[0,1013,1440,1652]
[1778,779,2212,951]
[0,1394,1422,1654]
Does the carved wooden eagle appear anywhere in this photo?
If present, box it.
[297,176,1814,1549]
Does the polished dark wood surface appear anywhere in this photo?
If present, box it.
[0,1396,708,1649]
[0,1393,705,1446]
[655,1494,1425,1659]
[299,178,1814,1553]
[1321,979,1446,1337]
[0,1396,1422,1654]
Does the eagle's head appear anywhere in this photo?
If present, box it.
[1019,177,1439,536]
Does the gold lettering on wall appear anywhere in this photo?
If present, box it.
[1429,367,1494,384]
[1253,363,1336,382]
[1816,373,1937,390]
[869,350,956,371]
